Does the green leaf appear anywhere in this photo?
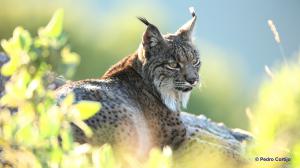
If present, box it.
[39,9,64,38]
[75,101,101,120]
[62,93,75,107]
[0,27,32,76]
[13,27,32,51]
[1,61,17,76]
[1,27,32,53]
[73,120,93,138]
[39,107,62,138]
[60,129,73,151]
[15,124,39,146]
[61,47,80,65]
[50,145,63,164]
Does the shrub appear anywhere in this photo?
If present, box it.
[0,9,105,168]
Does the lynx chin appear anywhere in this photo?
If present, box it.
[56,8,200,159]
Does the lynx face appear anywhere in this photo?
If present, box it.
[137,13,200,111]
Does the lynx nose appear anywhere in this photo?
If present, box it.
[185,77,198,86]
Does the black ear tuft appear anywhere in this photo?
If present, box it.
[191,11,196,17]
[189,7,196,17]
[137,17,150,26]
[137,17,165,50]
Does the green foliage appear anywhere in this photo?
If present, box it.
[0,9,99,168]
[0,9,299,168]
[248,62,300,168]
[39,9,64,38]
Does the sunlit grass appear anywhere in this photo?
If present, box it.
[247,62,300,168]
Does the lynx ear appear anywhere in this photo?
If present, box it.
[175,7,197,41]
[138,17,165,49]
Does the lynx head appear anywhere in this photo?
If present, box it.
[137,8,201,112]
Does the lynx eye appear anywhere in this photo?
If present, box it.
[166,62,180,70]
[192,58,200,66]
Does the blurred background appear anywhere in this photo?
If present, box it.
[0,0,299,129]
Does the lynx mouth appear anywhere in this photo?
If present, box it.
[175,86,193,92]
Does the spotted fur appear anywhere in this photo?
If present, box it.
[56,10,200,159]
